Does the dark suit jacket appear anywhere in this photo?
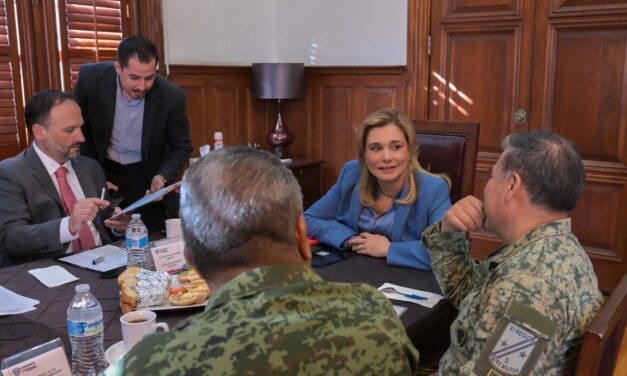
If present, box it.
[74,62,192,185]
[0,146,113,267]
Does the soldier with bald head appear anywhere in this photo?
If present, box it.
[105,146,420,375]
[422,131,603,375]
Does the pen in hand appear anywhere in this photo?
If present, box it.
[95,187,106,224]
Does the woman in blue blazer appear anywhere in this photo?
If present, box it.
[305,109,451,270]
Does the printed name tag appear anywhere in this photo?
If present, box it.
[1,344,70,376]
[150,238,187,274]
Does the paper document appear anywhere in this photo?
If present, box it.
[392,305,408,317]
[58,244,127,272]
[28,265,79,287]
[378,283,444,309]
[0,285,39,315]
[111,181,181,219]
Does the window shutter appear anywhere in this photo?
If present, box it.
[62,0,124,88]
[0,0,24,159]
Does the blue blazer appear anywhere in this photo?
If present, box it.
[305,160,451,270]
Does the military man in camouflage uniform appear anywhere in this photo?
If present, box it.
[105,146,420,375]
[421,131,603,375]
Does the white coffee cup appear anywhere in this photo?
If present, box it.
[120,310,169,350]
[165,218,183,239]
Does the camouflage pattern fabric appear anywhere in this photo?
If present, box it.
[104,263,420,375]
[422,218,603,375]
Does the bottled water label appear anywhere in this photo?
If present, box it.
[126,236,148,249]
[67,318,103,337]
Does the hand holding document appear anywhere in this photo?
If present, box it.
[111,181,181,219]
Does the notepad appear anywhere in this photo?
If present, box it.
[58,245,127,272]
[28,265,79,287]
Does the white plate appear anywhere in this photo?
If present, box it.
[105,341,127,365]
[136,300,207,311]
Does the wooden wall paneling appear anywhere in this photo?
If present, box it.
[447,0,520,16]
[168,65,406,192]
[530,1,627,291]
[305,68,406,191]
[183,86,207,157]
[406,0,431,118]
[428,0,535,155]
[553,0,627,14]
[168,66,256,154]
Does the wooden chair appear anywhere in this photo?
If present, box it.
[413,120,480,203]
[574,274,627,376]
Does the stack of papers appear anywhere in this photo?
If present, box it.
[28,265,79,287]
[0,285,40,315]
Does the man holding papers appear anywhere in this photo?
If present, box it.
[0,90,129,267]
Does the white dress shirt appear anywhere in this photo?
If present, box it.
[33,142,102,253]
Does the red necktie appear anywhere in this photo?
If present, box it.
[54,166,97,252]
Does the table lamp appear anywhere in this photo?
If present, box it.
[252,63,304,158]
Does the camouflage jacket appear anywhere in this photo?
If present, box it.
[104,263,420,375]
[422,218,602,376]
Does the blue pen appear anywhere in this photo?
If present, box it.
[92,256,105,265]
[380,287,427,301]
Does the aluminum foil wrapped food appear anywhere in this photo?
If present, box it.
[118,266,171,313]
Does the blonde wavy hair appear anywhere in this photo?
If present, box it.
[357,108,450,208]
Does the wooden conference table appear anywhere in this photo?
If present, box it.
[0,254,457,368]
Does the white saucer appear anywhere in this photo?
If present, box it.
[105,341,127,364]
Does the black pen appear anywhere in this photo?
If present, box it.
[95,187,106,224]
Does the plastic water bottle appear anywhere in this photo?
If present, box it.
[126,213,149,268]
[67,284,106,375]
[213,131,224,151]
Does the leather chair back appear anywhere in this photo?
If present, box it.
[413,120,479,203]
[575,274,627,376]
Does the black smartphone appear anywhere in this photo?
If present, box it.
[100,265,126,279]
[100,196,124,220]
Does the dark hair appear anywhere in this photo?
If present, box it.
[500,131,584,211]
[117,35,159,67]
[180,146,303,276]
[24,90,77,133]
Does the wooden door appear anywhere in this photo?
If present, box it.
[529,0,627,292]
[426,0,627,291]
[426,0,537,259]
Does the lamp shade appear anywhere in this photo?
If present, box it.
[251,63,304,100]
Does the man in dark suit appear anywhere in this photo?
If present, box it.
[74,35,192,232]
[0,90,129,267]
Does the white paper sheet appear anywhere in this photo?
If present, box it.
[58,244,127,272]
[0,285,39,316]
[378,282,444,309]
[28,265,79,287]
[392,305,408,317]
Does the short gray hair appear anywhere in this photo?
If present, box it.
[500,131,584,212]
[180,147,303,274]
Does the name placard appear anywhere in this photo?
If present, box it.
[1,339,71,376]
[150,237,187,274]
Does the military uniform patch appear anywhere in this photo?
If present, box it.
[488,322,538,374]
[474,298,557,376]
